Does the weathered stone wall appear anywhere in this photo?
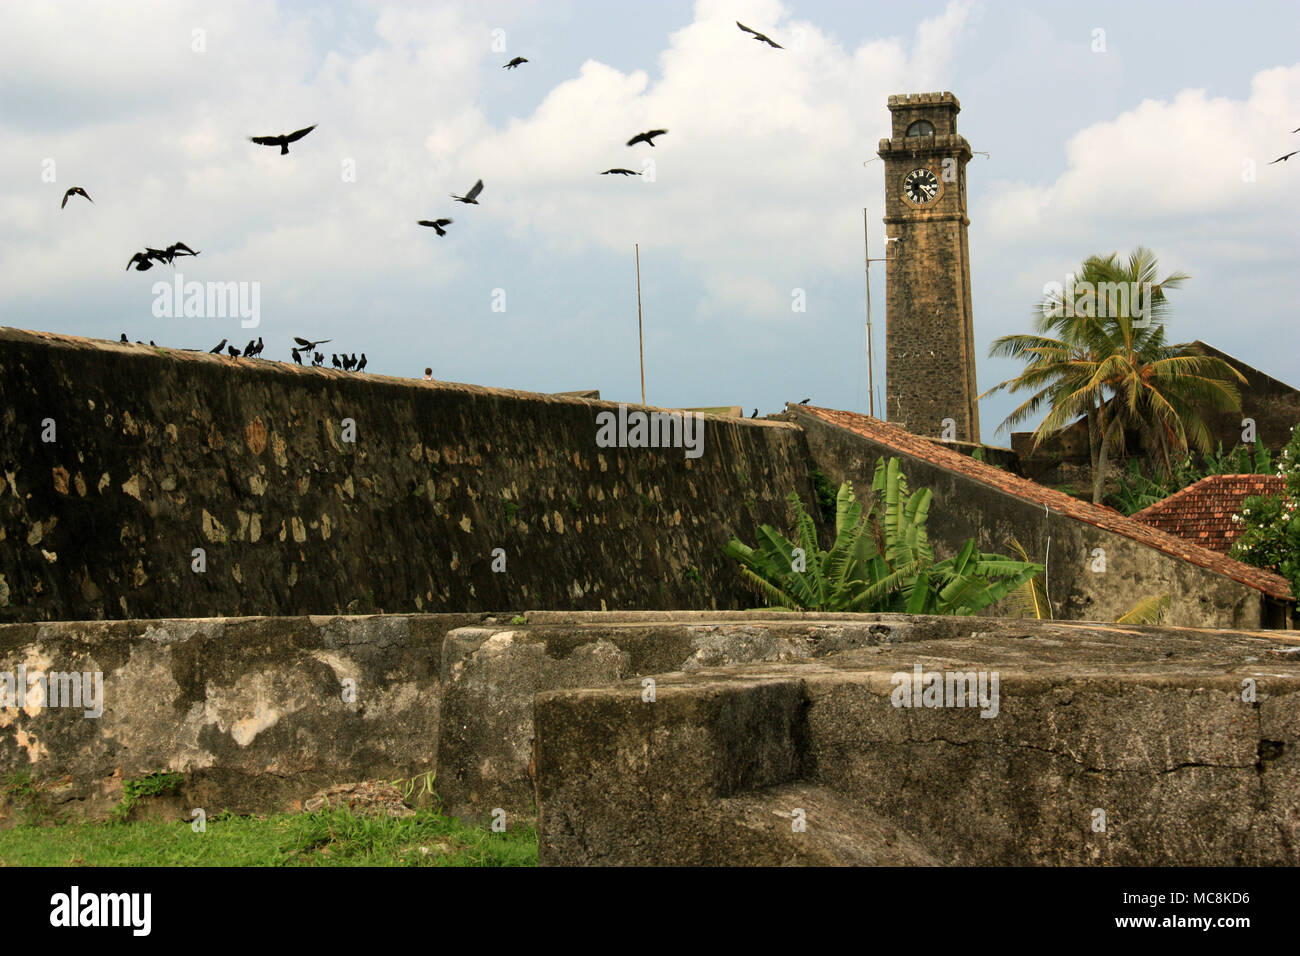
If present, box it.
[0,613,485,823]
[0,327,822,622]
[535,617,1300,866]
[791,408,1275,628]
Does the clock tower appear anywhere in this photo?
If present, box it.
[878,92,980,444]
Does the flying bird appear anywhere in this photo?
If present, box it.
[418,218,453,236]
[248,124,317,155]
[504,57,528,69]
[600,168,639,176]
[736,22,783,48]
[357,353,367,371]
[629,128,670,147]
[125,251,154,272]
[451,179,484,204]
[61,187,92,209]
[1270,151,1299,164]
[291,348,303,365]
[294,337,331,350]
[166,241,199,260]
[210,339,227,354]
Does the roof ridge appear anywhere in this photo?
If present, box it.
[794,405,1293,603]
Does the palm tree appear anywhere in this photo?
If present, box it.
[981,247,1245,503]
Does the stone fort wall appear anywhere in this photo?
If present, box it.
[0,327,822,623]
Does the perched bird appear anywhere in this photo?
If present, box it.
[798,398,810,405]
[418,218,452,236]
[503,57,528,69]
[600,168,639,176]
[332,354,342,369]
[357,353,367,371]
[227,346,240,357]
[150,340,156,346]
[249,124,317,155]
[210,338,228,353]
[242,339,256,357]
[120,333,128,343]
[342,354,355,371]
[1270,151,1298,164]
[291,348,303,365]
[626,129,668,147]
[751,409,758,418]
[350,353,359,368]
[737,21,783,48]
[313,352,323,366]
[125,251,154,271]
[451,179,484,204]
[252,337,264,357]
[61,186,92,209]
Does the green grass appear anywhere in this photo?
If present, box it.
[0,808,537,867]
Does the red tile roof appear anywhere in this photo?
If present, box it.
[793,406,1294,603]
[1133,474,1287,555]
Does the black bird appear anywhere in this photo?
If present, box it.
[249,124,317,155]
[737,21,783,48]
[291,348,303,365]
[751,408,758,418]
[125,251,154,271]
[227,346,240,358]
[294,336,331,351]
[798,398,810,405]
[150,340,156,346]
[210,338,227,353]
[120,333,128,343]
[357,353,367,372]
[61,186,92,208]
[600,168,639,176]
[626,129,668,147]
[252,337,264,357]
[451,179,484,204]
[313,352,323,366]
[350,353,359,369]
[166,241,199,260]
[332,354,342,369]
[1270,151,1298,164]
[418,218,452,236]
[504,57,528,69]
[242,339,256,357]
[1293,127,1300,133]
[343,354,355,371]
[144,246,172,266]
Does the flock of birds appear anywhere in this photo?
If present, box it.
[58,20,790,382]
[1270,126,1300,164]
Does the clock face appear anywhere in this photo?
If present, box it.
[902,168,940,206]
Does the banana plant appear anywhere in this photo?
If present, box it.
[724,457,1043,615]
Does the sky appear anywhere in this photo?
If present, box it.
[2,0,1298,444]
